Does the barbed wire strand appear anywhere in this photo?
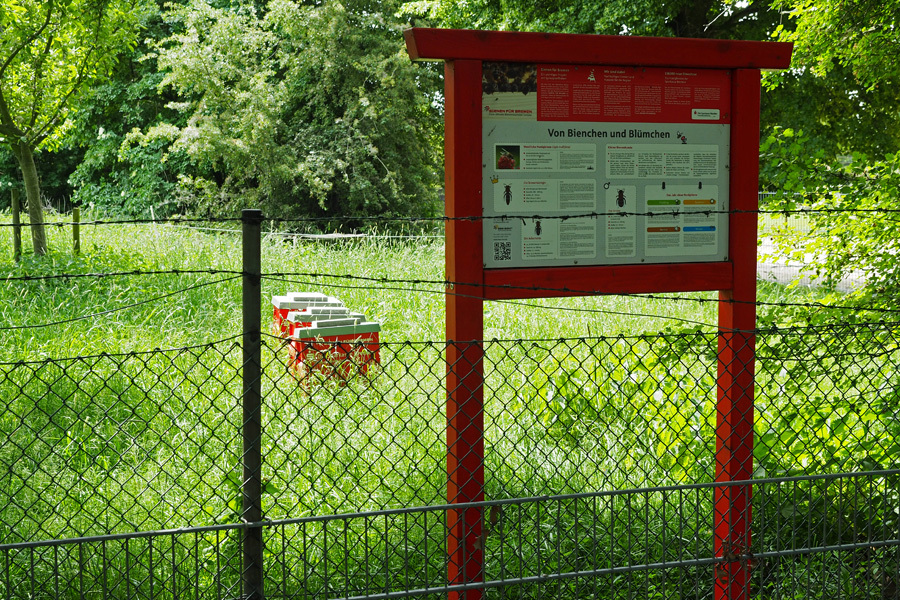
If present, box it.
[3,206,900,228]
[262,274,720,330]
[0,275,241,332]
[263,208,900,223]
[261,274,900,335]
[261,321,900,349]
[262,270,900,315]
[0,264,889,316]
[1,325,892,366]
[1,269,242,283]
[0,335,243,366]
[0,216,243,228]
[165,226,444,240]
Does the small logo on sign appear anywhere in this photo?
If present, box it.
[692,109,720,121]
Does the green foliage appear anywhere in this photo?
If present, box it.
[401,0,779,39]
[755,323,900,474]
[520,326,900,485]
[0,0,152,151]
[761,128,900,306]
[215,471,279,524]
[145,0,442,225]
[519,341,717,482]
[0,0,153,252]
[66,2,197,217]
[772,0,900,89]
[71,123,194,216]
[0,144,81,209]
[760,66,900,169]
[762,0,900,172]
[755,129,900,472]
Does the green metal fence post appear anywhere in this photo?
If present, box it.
[242,208,264,600]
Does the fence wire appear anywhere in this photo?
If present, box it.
[0,321,897,598]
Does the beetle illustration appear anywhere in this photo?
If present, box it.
[616,189,626,208]
[535,220,542,236]
[504,185,512,205]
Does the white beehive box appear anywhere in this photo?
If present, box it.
[271,291,382,382]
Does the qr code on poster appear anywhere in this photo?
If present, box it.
[493,241,512,261]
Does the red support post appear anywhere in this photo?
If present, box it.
[714,68,761,600]
[444,59,486,600]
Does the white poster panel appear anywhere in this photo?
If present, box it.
[482,62,731,269]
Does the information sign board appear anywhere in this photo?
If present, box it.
[482,63,732,269]
[405,27,792,600]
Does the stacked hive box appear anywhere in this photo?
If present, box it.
[271,292,381,382]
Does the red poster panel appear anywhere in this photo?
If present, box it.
[537,65,731,124]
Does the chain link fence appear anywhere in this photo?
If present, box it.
[0,316,898,598]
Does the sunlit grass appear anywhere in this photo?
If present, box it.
[0,212,828,357]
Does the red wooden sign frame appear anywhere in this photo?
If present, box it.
[405,28,792,600]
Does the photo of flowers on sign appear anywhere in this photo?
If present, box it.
[496,145,520,169]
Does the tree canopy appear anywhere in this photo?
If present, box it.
[772,0,900,89]
[3,0,900,250]
[120,0,443,225]
[63,0,192,217]
[0,0,150,252]
[401,0,779,39]
[759,0,900,168]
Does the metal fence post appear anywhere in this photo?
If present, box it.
[242,208,264,600]
[73,207,80,255]
[11,189,21,262]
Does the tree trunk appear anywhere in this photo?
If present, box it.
[10,141,47,256]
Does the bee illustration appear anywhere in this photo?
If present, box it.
[535,220,542,236]
[616,189,626,208]
[504,185,512,205]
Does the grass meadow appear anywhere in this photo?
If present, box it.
[0,213,897,599]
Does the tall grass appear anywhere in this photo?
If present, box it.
[0,215,744,357]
